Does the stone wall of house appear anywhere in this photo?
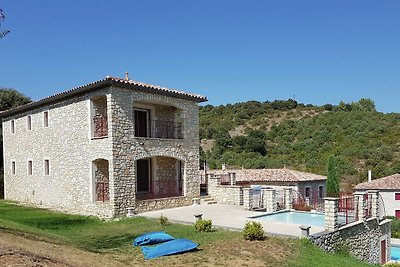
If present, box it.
[2,89,114,217]
[3,85,202,218]
[309,218,391,264]
[135,196,191,213]
[111,87,200,216]
[154,105,178,122]
[207,175,243,205]
[155,157,179,181]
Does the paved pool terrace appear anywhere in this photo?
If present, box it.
[140,204,325,237]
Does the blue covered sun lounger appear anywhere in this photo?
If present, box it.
[133,231,175,246]
[141,238,199,260]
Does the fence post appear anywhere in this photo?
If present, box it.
[229,172,236,186]
[284,188,293,210]
[354,192,366,221]
[243,188,252,210]
[367,190,380,219]
[207,174,219,198]
[324,197,339,231]
[263,188,277,212]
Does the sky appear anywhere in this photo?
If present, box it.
[1,1,400,113]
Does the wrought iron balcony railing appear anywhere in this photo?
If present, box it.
[135,119,183,139]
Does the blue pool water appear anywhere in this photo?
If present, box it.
[392,245,400,261]
[254,211,325,227]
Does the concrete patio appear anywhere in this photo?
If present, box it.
[140,203,325,237]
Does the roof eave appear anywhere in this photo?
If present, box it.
[0,79,207,119]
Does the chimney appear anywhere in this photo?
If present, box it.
[125,71,130,81]
[368,170,372,182]
[222,163,226,171]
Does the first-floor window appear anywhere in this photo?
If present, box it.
[11,120,15,133]
[11,161,16,175]
[44,159,50,175]
[44,111,49,127]
[27,115,32,130]
[28,160,33,175]
[395,193,400,200]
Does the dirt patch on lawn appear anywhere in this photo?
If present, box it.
[0,231,297,267]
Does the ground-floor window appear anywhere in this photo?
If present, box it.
[93,159,109,202]
[305,187,310,198]
[396,210,400,219]
[318,186,324,198]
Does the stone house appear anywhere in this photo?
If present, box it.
[206,168,327,208]
[354,172,400,218]
[1,75,207,218]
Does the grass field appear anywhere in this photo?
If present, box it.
[0,201,373,266]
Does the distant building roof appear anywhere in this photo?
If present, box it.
[354,173,400,190]
[0,76,207,117]
[207,168,326,183]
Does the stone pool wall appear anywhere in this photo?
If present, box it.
[309,217,391,265]
[207,175,243,205]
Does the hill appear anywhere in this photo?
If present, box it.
[199,99,400,190]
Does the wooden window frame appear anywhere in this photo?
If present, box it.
[44,159,50,176]
[28,160,33,175]
[27,115,32,131]
[44,111,49,127]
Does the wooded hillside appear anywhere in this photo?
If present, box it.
[200,99,400,189]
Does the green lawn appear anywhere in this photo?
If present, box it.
[0,201,374,266]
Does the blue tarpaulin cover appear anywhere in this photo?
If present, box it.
[133,231,175,246]
[141,238,199,260]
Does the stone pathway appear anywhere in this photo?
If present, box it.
[140,204,325,237]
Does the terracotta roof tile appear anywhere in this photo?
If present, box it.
[206,168,326,183]
[0,76,207,117]
[354,173,400,190]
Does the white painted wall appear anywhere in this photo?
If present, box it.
[355,189,400,217]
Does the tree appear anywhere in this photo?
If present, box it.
[0,88,31,111]
[326,155,340,197]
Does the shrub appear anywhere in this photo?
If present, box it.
[159,215,169,226]
[243,221,265,241]
[387,216,400,238]
[384,263,400,267]
[194,219,213,232]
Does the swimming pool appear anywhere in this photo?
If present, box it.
[392,245,400,261]
[253,211,354,228]
[254,211,325,227]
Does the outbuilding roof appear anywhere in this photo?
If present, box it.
[0,76,207,117]
[354,173,400,190]
[207,168,327,183]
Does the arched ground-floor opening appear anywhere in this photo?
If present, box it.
[135,156,184,201]
[92,159,109,202]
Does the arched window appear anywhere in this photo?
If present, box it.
[93,159,109,202]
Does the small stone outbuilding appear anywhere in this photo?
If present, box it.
[354,172,400,218]
[1,75,207,217]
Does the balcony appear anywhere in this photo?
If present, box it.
[135,119,183,139]
[93,116,108,138]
